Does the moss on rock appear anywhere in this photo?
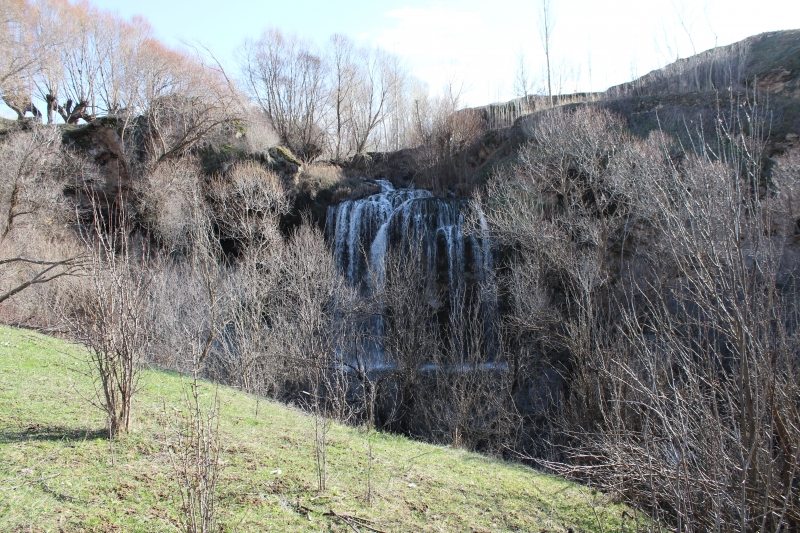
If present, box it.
[268,146,302,168]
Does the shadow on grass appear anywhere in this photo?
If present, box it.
[0,423,108,443]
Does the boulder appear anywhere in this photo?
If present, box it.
[347,152,373,173]
[268,146,302,175]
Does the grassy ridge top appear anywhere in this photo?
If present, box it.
[0,326,640,532]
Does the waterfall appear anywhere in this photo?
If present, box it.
[326,181,491,296]
[326,181,496,368]
[327,180,433,288]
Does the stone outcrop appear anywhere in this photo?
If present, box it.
[61,116,129,207]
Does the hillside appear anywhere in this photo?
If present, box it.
[0,326,641,532]
[606,29,800,99]
[460,30,800,188]
[597,30,800,152]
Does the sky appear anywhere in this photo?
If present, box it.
[33,0,800,108]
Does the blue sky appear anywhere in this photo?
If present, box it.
[43,0,800,107]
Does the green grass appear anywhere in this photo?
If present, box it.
[0,325,644,532]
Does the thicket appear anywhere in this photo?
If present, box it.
[481,103,800,530]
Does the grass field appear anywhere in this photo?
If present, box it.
[0,325,644,532]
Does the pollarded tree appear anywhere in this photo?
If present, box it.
[28,0,105,124]
[0,0,45,120]
[15,0,214,126]
[26,0,127,123]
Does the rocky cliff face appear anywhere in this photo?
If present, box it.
[61,117,130,209]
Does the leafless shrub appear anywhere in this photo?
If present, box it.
[207,161,289,249]
[147,201,231,376]
[425,287,515,451]
[163,370,222,533]
[0,127,85,327]
[372,243,440,436]
[300,162,346,190]
[204,171,286,395]
[150,231,226,520]
[212,248,283,398]
[241,110,280,153]
[64,202,152,437]
[768,146,800,236]
[136,159,205,254]
[571,108,800,530]
[274,221,351,489]
[0,127,67,238]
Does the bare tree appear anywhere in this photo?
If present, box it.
[0,0,41,119]
[282,222,345,490]
[240,29,328,162]
[425,286,514,450]
[0,256,83,306]
[513,49,533,102]
[373,52,410,153]
[327,34,356,163]
[140,50,241,171]
[347,45,398,157]
[0,127,85,321]
[375,243,440,436]
[537,0,555,107]
[24,0,106,124]
[0,127,65,238]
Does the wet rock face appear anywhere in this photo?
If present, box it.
[326,180,492,297]
[327,182,432,287]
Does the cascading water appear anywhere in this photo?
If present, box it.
[326,180,496,369]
